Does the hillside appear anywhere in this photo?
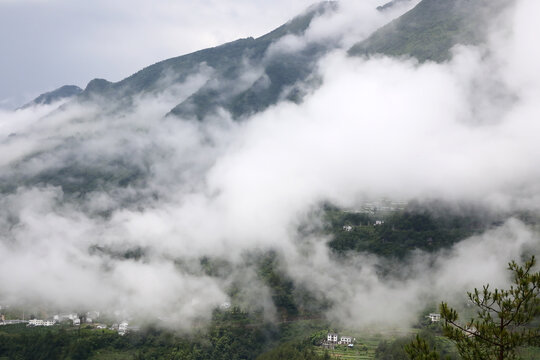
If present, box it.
[79,2,337,120]
[349,0,510,62]
[19,85,82,109]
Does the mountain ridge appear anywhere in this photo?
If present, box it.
[19,85,82,109]
[349,0,511,62]
[21,0,510,121]
[78,1,338,120]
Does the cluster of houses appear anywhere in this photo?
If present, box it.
[342,220,385,232]
[28,319,56,326]
[427,313,441,322]
[17,312,103,327]
[323,333,355,349]
[1,309,134,336]
[26,316,132,335]
[0,306,136,336]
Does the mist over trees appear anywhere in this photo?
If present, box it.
[1,0,540,359]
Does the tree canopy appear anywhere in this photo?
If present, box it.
[407,256,540,360]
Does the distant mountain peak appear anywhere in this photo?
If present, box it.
[19,85,82,109]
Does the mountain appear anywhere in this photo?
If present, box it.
[3,0,510,196]
[79,2,337,121]
[1,3,342,197]
[349,0,510,63]
[19,85,82,109]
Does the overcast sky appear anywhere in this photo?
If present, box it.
[0,0,344,109]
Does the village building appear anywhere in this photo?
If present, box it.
[343,225,353,232]
[118,321,129,335]
[465,326,478,337]
[327,333,339,343]
[428,313,441,322]
[323,332,356,349]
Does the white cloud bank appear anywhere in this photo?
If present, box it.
[0,0,539,330]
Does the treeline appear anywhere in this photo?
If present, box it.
[0,307,331,360]
[0,316,275,360]
[255,340,329,360]
[375,330,458,360]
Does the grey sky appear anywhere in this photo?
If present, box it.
[0,0,329,109]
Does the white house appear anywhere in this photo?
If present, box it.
[374,220,385,226]
[118,321,129,335]
[465,326,478,337]
[339,336,353,345]
[28,319,44,326]
[343,225,353,232]
[73,318,81,326]
[43,320,55,326]
[119,322,129,330]
[428,313,441,322]
[327,333,338,343]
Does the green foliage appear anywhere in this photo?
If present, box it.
[156,3,335,121]
[378,331,457,360]
[408,256,540,360]
[349,0,508,63]
[0,319,271,360]
[325,206,486,258]
[405,335,440,360]
[256,252,299,318]
[255,340,326,360]
[439,256,540,360]
[376,337,412,360]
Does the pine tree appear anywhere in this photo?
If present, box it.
[408,256,540,360]
[405,335,440,360]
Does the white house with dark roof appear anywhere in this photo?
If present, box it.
[327,333,338,343]
[339,336,353,345]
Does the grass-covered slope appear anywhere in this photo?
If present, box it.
[349,0,508,63]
